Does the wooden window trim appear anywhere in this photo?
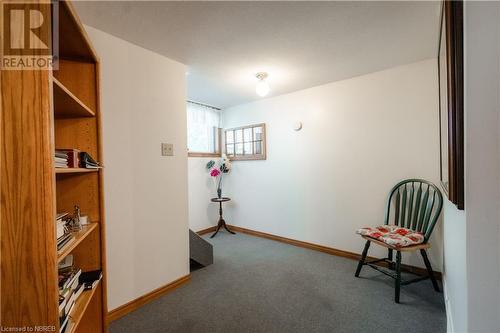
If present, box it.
[224,123,266,161]
[188,152,222,158]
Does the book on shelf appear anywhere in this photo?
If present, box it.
[79,152,100,169]
[59,268,82,290]
[57,212,69,220]
[56,218,68,239]
[57,233,74,251]
[56,221,65,239]
[54,151,68,168]
[58,263,85,333]
[63,292,76,318]
[73,282,85,300]
[63,320,75,333]
[59,314,69,333]
[56,215,69,243]
[58,294,67,314]
[79,270,102,290]
[63,283,82,317]
[56,149,81,168]
[59,255,74,273]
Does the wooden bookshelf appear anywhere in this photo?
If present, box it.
[52,2,108,332]
[1,1,107,331]
[55,168,100,174]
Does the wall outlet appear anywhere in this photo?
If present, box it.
[161,143,174,156]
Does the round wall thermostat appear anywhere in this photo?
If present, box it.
[293,121,302,131]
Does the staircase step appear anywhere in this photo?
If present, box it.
[189,229,214,268]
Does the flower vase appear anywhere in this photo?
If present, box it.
[217,188,222,199]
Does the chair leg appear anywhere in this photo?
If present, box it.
[395,251,401,303]
[420,249,440,292]
[388,249,394,270]
[355,240,371,277]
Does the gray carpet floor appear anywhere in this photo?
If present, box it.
[110,232,446,333]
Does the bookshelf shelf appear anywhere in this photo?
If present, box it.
[65,280,101,333]
[52,77,95,118]
[55,168,99,174]
[58,223,99,263]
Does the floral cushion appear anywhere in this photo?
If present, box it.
[356,225,425,247]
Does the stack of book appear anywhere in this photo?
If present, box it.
[58,264,103,333]
[57,213,74,251]
[58,257,84,333]
[56,149,80,168]
[55,151,68,168]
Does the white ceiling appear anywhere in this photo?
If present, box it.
[74,1,441,109]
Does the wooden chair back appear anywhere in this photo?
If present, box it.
[384,179,443,242]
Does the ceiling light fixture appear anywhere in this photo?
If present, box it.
[255,72,270,97]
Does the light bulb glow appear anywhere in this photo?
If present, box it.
[256,80,270,97]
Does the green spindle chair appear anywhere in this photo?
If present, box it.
[354,179,443,303]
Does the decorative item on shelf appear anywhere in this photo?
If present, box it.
[206,154,232,199]
[68,205,83,232]
[80,215,89,225]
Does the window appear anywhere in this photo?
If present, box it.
[224,123,266,161]
[187,101,221,157]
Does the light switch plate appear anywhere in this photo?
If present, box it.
[161,143,174,156]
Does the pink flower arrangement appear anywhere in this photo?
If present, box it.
[206,154,232,198]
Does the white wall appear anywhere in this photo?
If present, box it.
[85,26,189,311]
[188,157,219,231]
[223,60,442,270]
[463,2,500,331]
[442,200,467,332]
[439,3,500,332]
[221,59,442,270]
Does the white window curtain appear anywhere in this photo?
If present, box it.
[187,101,221,153]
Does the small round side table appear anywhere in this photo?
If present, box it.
[210,197,236,238]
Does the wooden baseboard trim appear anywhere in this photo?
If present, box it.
[196,226,216,235]
[228,225,442,280]
[107,274,191,323]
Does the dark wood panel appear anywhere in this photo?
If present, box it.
[438,0,464,209]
